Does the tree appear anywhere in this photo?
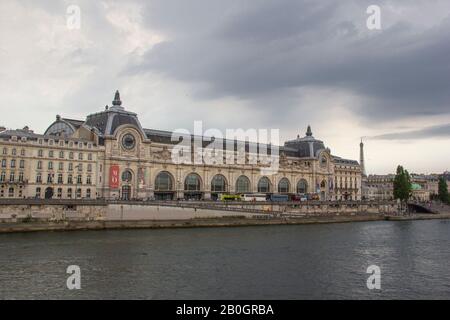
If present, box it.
[393,165,412,212]
[438,176,449,204]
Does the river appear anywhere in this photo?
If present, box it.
[1,220,450,299]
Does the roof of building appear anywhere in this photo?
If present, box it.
[83,91,145,137]
[0,128,95,144]
[37,91,360,163]
[283,125,327,158]
[332,156,360,165]
[411,183,422,190]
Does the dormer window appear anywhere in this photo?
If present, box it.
[320,155,327,167]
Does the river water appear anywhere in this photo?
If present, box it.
[1,220,450,299]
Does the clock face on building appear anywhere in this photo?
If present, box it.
[122,134,136,150]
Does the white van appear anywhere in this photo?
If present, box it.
[242,194,267,202]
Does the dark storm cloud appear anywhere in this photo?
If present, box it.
[369,123,450,140]
[124,0,450,123]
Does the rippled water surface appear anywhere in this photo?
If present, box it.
[1,220,450,299]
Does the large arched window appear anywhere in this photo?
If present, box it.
[211,175,227,192]
[236,175,251,193]
[278,178,290,193]
[257,177,271,193]
[122,170,132,182]
[184,173,201,191]
[45,121,75,137]
[297,179,308,194]
[155,171,173,191]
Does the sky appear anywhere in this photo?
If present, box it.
[0,0,449,174]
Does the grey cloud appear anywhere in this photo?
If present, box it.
[125,0,450,123]
[369,123,450,140]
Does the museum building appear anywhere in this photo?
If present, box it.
[0,91,362,201]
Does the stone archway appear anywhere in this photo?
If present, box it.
[45,187,54,199]
[154,171,175,200]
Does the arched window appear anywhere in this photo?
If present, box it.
[155,171,173,191]
[122,170,132,182]
[257,177,271,193]
[45,121,75,136]
[320,180,327,188]
[211,175,227,192]
[236,175,250,193]
[278,178,290,193]
[184,173,201,191]
[297,179,308,194]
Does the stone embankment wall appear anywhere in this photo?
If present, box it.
[0,200,397,222]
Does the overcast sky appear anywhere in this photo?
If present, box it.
[0,0,449,174]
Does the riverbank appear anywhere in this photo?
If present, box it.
[1,213,450,233]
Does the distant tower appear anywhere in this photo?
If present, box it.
[360,138,366,176]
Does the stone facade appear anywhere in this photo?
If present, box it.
[0,129,101,200]
[366,173,445,201]
[0,91,362,201]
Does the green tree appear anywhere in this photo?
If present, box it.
[438,176,449,204]
[393,165,412,212]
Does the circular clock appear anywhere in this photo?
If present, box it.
[122,134,136,150]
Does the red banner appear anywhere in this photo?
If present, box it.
[109,165,120,189]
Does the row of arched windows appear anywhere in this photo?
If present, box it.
[153,171,309,193]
